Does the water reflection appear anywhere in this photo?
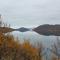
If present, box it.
[10,31,59,48]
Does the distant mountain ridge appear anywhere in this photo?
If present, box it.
[33,24,60,36]
[0,27,30,33]
[1,24,60,36]
[15,27,30,32]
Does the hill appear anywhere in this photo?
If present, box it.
[33,24,60,36]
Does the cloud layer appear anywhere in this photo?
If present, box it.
[0,0,60,28]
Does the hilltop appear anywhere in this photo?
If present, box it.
[33,24,60,36]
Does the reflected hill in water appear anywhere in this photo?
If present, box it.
[1,24,60,36]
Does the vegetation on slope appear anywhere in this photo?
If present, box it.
[0,32,43,60]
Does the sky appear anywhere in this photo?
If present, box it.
[0,0,60,28]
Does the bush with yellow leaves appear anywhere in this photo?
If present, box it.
[0,32,43,60]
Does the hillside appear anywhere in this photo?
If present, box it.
[33,24,60,36]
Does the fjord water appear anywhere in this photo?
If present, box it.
[11,31,59,48]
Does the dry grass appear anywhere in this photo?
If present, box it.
[0,32,43,60]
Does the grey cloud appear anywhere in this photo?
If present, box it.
[0,0,60,27]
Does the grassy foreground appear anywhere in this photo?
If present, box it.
[0,32,43,60]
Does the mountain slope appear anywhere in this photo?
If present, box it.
[0,27,30,33]
[15,27,30,32]
[33,24,60,36]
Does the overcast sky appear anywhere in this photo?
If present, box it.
[0,0,60,28]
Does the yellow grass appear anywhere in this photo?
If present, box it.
[0,32,43,60]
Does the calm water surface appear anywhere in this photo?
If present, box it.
[10,31,60,48]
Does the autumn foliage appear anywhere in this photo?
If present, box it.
[0,32,43,60]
